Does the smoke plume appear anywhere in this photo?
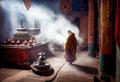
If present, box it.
[0,0,83,46]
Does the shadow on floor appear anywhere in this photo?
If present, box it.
[71,64,98,75]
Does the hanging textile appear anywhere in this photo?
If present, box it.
[23,0,32,10]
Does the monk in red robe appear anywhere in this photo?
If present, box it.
[64,30,77,64]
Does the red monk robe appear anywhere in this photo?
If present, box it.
[64,30,77,64]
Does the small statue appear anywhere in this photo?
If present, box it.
[37,51,46,65]
[31,51,54,76]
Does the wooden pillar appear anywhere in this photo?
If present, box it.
[115,0,120,81]
[99,0,116,78]
[88,0,95,57]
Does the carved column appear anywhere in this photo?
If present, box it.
[88,0,95,57]
[99,0,116,78]
[115,0,120,81]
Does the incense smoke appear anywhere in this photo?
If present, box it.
[0,0,83,46]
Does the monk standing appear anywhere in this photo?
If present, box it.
[64,30,77,64]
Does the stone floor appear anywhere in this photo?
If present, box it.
[0,51,99,82]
